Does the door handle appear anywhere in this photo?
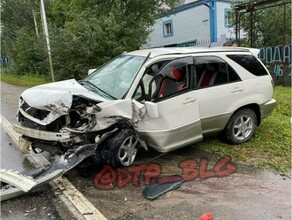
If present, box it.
[231,87,243,93]
[183,97,196,104]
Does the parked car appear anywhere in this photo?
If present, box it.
[14,47,276,167]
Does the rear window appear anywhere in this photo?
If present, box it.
[227,55,268,76]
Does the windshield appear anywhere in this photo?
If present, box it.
[83,55,146,99]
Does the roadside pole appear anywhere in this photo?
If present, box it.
[40,0,55,82]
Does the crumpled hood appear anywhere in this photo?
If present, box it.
[19,79,106,125]
[21,79,106,112]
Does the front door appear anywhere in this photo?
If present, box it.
[137,57,202,152]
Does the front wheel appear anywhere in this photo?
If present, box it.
[225,109,257,144]
[101,129,139,167]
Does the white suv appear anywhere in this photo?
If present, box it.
[14,47,276,167]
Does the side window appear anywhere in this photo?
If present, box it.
[132,62,164,101]
[228,65,240,82]
[133,84,143,101]
[227,54,268,76]
[150,57,193,101]
[132,74,154,102]
[133,58,193,102]
[194,56,240,89]
[156,64,190,99]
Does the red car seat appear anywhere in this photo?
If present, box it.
[157,68,185,98]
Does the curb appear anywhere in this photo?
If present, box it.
[1,114,107,220]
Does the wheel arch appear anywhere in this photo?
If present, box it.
[231,103,261,126]
[97,118,135,144]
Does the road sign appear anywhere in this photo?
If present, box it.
[1,57,9,64]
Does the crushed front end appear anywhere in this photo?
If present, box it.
[13,79,138,156]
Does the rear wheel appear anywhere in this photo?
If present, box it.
[225,109,257,144]
[101,129,139,167]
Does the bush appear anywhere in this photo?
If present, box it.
[10,27,48,76]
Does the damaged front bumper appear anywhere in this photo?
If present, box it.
[13,124,78,143]
[1,144,97,201]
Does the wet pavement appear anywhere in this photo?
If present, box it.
[1,82,30,172]
[67,148,291,219]
[1,82,25,123]
[1,82,61,220]
[1,82,53,169]
[1,81,291,220]
[1,127,32,172]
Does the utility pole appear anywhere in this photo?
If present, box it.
[203,3,212,44]
[40,0,55,82]
[32,10,39,38]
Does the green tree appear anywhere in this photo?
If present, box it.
[1,0,47,75]
[1,0,177,80]
[10,27,47,74]
[49,0,177,80]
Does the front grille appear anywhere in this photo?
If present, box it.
[21,101,50,120]
[19,100,66,132]
[18,111,67,132]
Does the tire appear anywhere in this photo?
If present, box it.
[225,109,257,144]
[101,129,139,167]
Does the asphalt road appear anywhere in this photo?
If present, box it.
[1,81,291,220]
[1,82,61,219]
[1,126,31,172]
[67,149,291,220]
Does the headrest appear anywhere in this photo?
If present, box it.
[206,63,216,71]
[166,68,183,80]
[218,64,227,73]
[151,64,159,73]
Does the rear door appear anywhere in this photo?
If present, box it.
[192,55,245,135]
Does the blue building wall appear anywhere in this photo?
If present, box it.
[144,0,234,48]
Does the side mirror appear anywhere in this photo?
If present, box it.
[88,69,96,75]
[145,101,159,118]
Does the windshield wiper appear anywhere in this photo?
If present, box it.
[80,80,117,100]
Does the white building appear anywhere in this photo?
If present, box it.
[144,0,235,48]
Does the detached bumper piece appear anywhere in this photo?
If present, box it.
[13,124,72,142]
[143,175,184,200]
[0,144,97,201]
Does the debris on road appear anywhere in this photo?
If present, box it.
[142,175,184,200]
[0,144,97,201]
[25,207,37,213]
[0,169,37,192]
[200,213,213,220]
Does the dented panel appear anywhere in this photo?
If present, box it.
[19,79,106,125]
[97,99,133,119]
[13,124,73,142]
[22,79,106,104]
